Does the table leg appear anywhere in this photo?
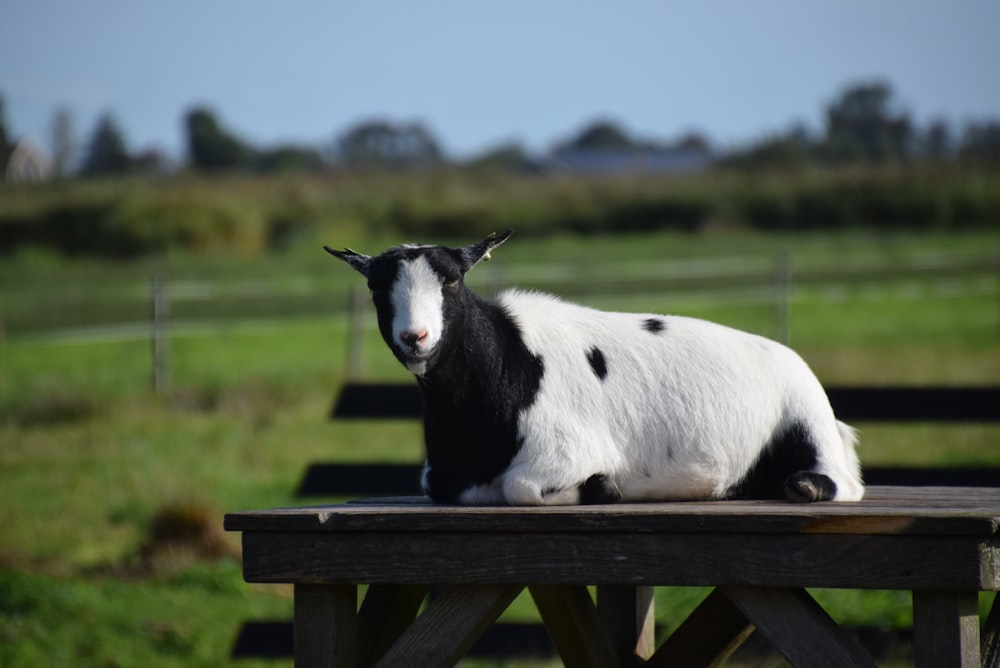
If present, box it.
[913,589,981,668]
[530,585,620,668]
[294,583,358,668]
[372,583,522,668]
[357,584,428,667]
[597,585,656,665]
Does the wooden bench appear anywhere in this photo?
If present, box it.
[226,486,1000,667]
[328,383,1000,422]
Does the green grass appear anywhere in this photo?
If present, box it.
[1,227,999,666]
[0,566,289,668]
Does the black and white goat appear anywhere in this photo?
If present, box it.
[325,231,864,505]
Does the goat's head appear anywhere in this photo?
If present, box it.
[325,230,513,375]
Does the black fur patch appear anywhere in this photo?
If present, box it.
[587,347,608,380]
[785,471,837,502]
[578,474,623,504]
[643,318,666,333]
[418,299,545,503]
[724,422,837,501]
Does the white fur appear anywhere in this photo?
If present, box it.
[488,290,864,505]
[391,256,445,375]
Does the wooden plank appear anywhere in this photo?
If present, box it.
[241,530,996,590]
[648,588,754,668]
[230,619,556,661]
[331,382,422,419]
[826,386,1000,422]
[225,486,1000,537]
[912,590,981,668]
[294,584,357,668]
[326,383,1000,422]
[864,467,1000,487]
[596,585,656,664]
[372,584,521,668]
[292,463,998,499]
[231,621,293,658]
[297,463,423,497]
[865,487,1000,502]
[722,586,875,668]
[357,584,427,667]
[528,585,620,668]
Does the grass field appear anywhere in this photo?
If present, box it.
[1,227,999,666]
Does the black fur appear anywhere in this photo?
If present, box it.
[642,318,666,334]
[578,474,623,504]
[724,422,838,501]
[417,296,544,502]
[587,347,608,381]
[365,247,543,503]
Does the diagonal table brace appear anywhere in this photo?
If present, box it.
[722,585,876,668]
[647,587,756,668]
[372,583,522,668]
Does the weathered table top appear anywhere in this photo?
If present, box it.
[226,486,1000,667]
[226,485,1000,533]
[226,486,1000,591]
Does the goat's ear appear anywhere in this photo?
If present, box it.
[324,246,373,278]
[459,229,513,273]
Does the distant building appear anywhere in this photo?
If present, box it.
[5,139,54,183]
[546,145,713,176]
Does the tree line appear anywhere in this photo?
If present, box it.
[723,82,1000,168]
[2,80,999,180]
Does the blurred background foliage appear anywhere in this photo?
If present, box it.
[2,166,999,258]
[2,81,999,261]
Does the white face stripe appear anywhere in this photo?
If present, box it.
[391,256,445,361]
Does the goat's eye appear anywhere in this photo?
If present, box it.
[444,278,459,289]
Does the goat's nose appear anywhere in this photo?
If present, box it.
[399,329,428,348]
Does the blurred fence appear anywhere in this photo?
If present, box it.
[2,251,998,392]
[6,252,998,335]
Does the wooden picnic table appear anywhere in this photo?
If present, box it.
[225,486,1000,668]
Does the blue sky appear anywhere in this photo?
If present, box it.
[2,1,999,161]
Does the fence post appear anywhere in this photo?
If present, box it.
[152,273,169,396]
[774,249,791,345]
[346,285,365,381]
[492,264,507,299]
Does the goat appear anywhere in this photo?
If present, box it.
[325,230,864,505]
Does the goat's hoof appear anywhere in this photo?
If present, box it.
[784,471,837,502]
